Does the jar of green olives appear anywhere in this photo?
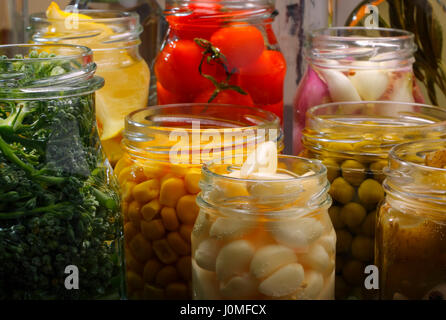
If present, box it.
[301,101,446,299]
[377,139,446,300]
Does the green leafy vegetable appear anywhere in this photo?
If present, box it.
[0,50,124,300]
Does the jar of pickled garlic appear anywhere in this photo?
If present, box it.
[30,2,151,165]
[301,101,446,300]
[154,0,286,121]
[293,27,421,154]
[192,144,335,300]
[115,104,283,299]
[377,139,446,300]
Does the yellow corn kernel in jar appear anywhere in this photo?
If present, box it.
[118,166,145,185]
[161,207,180,231]
[127,271,144,290]
[176,256,192,281]
[129,233,153,262]
[219,180,249,198]
[143,259,163,283]
[153,239,179,264]
[141,219,165,241]
[143,284,165,300]
[122,201,129,220]
[167,232,191,256]
[141,199,161,221]
[122,181,136,202]
[114,156,132,177]
[143,163,168,179]
[176,195,199,225]
[179,225,193,244]
[132,179,160,204]
[170,164,189,178]
[128,201,142,225]
[165,282,189,300]
[184,168,202,194]
[160,177,187,207]
[125,248,144,274]
[160,173,176,185]
[124,221,139,243]
[156,265,179,287]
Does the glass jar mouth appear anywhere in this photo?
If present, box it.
[307,27,416,69]
[303,101,446,158]
[29,10,143,50]
[122,103,283,163]
[386,139,446,209]
[202,154,327,183]
[30,10,139,24]
[165,0,275,25]
[0,44,104,99]
[389,139,446,173]
[198,154,330,217]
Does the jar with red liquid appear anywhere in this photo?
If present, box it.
[154,0,286,121]
[293,27,421,154]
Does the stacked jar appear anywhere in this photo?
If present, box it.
[301,101,446,299]
[377,139,446,300]
[154,0,286,121]
[193,155,335,299]
[0,44,125,299]
[293,27,421,154]
[115,104,283,299]
[30,3,150,165]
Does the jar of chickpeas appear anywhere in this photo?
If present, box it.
[193,153,335,300]
[301,101,446,299]
[115,104,283,299]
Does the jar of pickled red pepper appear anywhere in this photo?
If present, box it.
[377,139,446,300]
[30,2,150,165]
[293,27,420,154]
[193,150,335,300]
[301,101,446,300]
[154,0,286,121]
[115,103,283,299]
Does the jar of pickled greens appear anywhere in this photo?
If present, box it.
[0,44,125,300]
[154,0,286,121]
[377,139,446,300]
[193,148,335,300]
[293,27,421,154]
[301,101,446,300]
[29,2,151,165]
[115,103,283,299]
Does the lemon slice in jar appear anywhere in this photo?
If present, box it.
[45,2,150,142]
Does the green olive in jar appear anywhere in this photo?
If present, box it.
[328,206,345,229]
[360,211,376,237]
[351,235,374,262]
[341,160,366,186]
[340,202,367,229]
[336,229,353,254]
[358,179,384,206]
[322,158,340,182]
[330,177,355,204]
[369,160,387,182]
[342,260,366,287]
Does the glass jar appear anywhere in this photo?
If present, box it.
[293,27,420,154]
[154,0,286,121]
[345,0,446,107]
[301,101,446,300]
[116,103,283,299]
[0,44,125,299]
[29,5,151,166]
[377,139,446,300]
[193,155,335,300]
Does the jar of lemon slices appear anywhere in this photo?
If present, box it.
[29,2,150,166]
[115,104,283,299]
